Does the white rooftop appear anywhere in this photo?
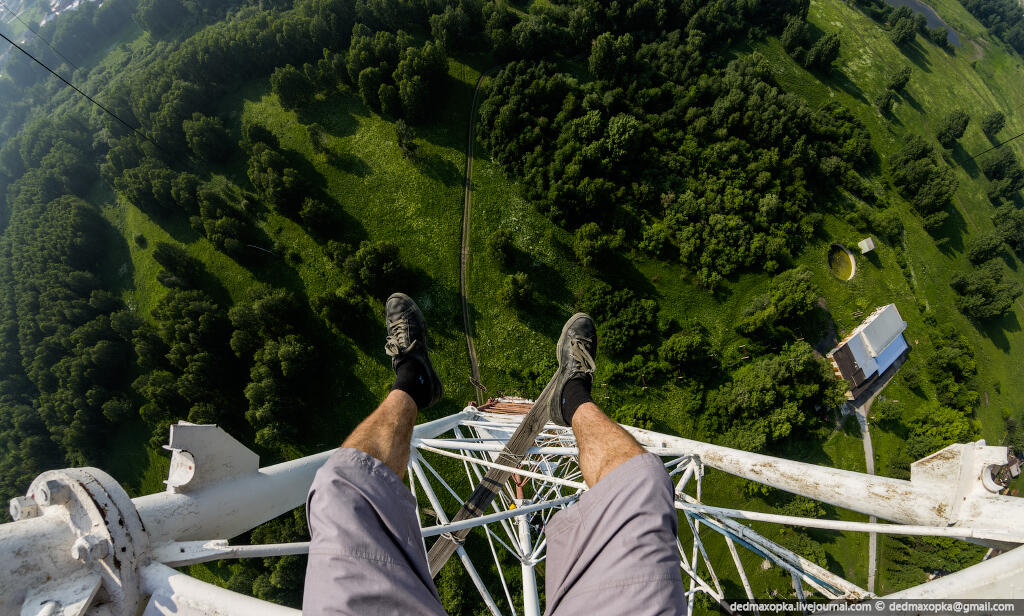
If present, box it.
[855,304,906,356]
[858,237,875,254]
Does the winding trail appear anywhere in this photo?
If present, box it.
[460,67,502,401]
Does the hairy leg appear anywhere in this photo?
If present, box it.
[571,401,645,487]
[341,389,418,479]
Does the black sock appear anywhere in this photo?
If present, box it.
[392,358,431,410]
[560,376,593,425]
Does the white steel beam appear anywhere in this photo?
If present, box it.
[886,545,1024,599]
[141,562,300,615]
[518,505,541,616]
[621,427,1022,535]
[133,450,335,544]
[134,411,476,545]
[675,499,1024,543]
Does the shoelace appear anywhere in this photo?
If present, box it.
[384,318,417,357]
[568,335,596,375]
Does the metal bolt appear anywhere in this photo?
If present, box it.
[37,480,69,507]
[71,535,109,562]
[9,496,40,521]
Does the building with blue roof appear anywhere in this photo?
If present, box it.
[826,304,909,399]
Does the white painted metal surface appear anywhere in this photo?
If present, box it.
[1,407,1022,615]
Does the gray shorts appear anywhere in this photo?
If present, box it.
[303,449,685,615]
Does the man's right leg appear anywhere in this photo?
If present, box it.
[303,293,446,616]
[537,314,686,615]
[571,401,644,487]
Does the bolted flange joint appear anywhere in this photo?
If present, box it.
[4,468,151,616]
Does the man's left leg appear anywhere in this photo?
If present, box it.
[303,293,446,616]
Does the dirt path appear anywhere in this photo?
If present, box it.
[460,67,502,401]
[968,39,985,62]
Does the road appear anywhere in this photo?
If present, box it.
[459,67,502,402]
[846,353,906,594]
[850,407,878,594]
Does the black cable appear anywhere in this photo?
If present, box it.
[0,0,78,70]
[970,129,1024,160]
[0,28,161,150]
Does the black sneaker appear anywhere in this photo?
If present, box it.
[385,292,443,409]
[535,313,598,426]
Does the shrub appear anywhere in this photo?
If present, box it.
[498,272,533,308]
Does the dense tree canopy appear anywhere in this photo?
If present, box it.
[703,342,845,451]
[950,259,1021,320]
[960,0,1024,57]
[480,50,872,287]
[736,267,819,338]
[889,136,958,232]
[935,110,970,149]
[981,111,1006,136]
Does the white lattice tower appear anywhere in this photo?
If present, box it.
[2,399,1024,615]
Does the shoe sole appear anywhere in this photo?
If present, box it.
[387,292,444,406]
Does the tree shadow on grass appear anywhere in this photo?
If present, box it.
[419,76,478,151]
[414,152,461,187]
[97,212,135,295]
[901,90,924,114]
[297,198,368,247]
[823,68,868,104]
[280,147,329,193]
[933,206,967,256]
[1000,248,1017,271]
[976,310,1020,352]
[951,142,981,178]
[151,210,203,244]
[247,247,311,298]
[882,108,905,127]
[325,150,372,177]
[514,295,572,341]
[593,250,659,299]
[901,40,933,72]
[299,323,377,451]
[297,91,361,138]
[499,240,574,308]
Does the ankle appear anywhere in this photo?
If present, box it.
[560,376,593,425]
[391,358,431,410]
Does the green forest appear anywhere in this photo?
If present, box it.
[0,0,1023,607]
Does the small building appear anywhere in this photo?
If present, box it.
[858,237,876,254]
[827,304,908,399]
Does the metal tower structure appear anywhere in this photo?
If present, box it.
[2,397,1023,616]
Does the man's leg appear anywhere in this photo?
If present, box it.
[341,389,418,478]
[570,401,645,487]
[538,314,686,615]
[303,293,446,616]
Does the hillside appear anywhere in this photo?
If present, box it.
[0,0,1022,608]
